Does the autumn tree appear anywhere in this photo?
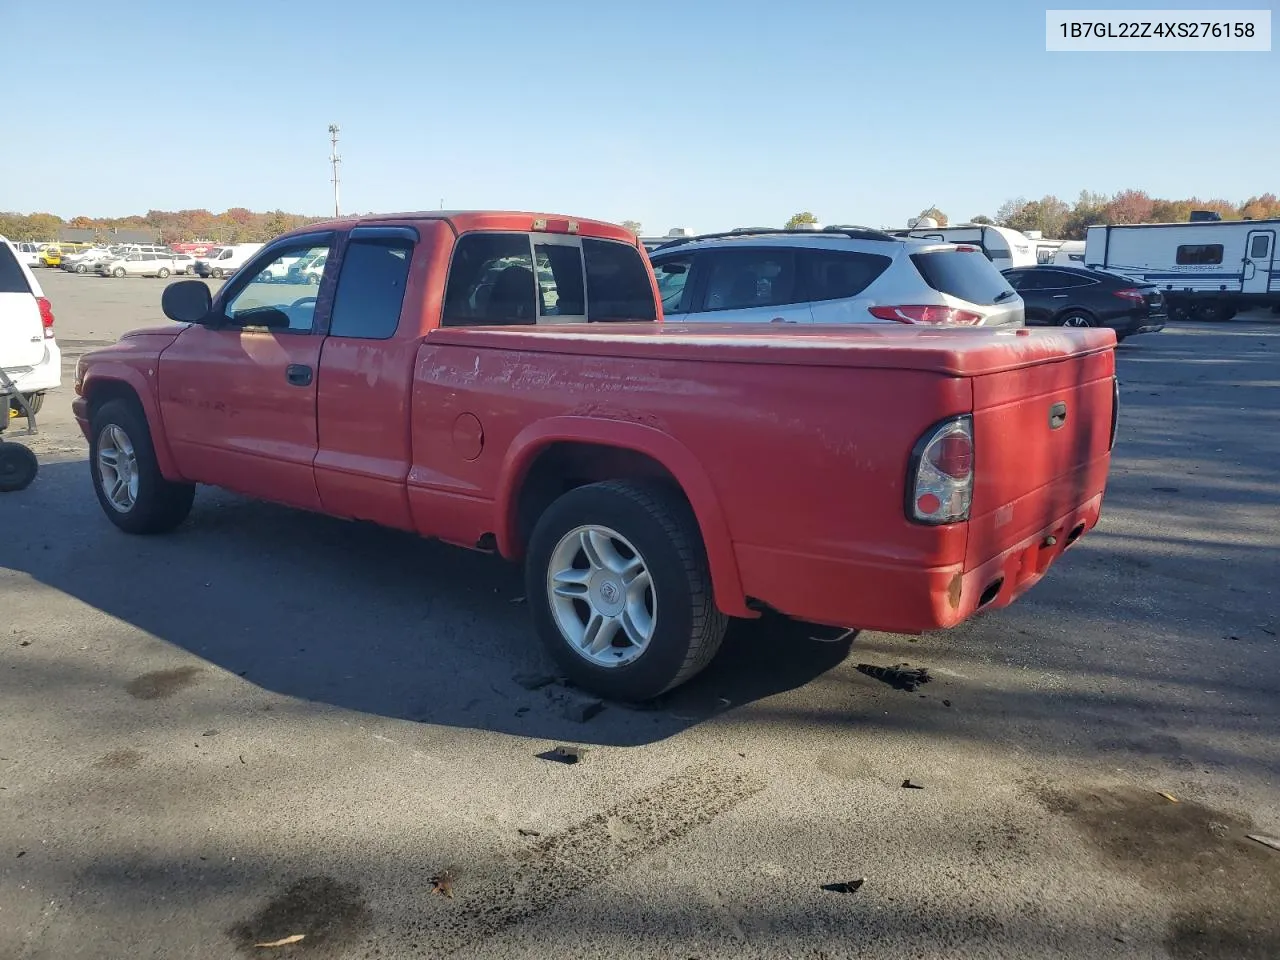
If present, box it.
[785,211,818,229]
[1240,193,1280,220]
[620,220,642,234]
[970,215,993,225]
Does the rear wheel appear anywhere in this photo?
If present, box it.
[90,399,195,534]
[211,267,224,279]
[9,392,44,415]
[157,267,170,279]
[1195,302,1234,322]
[76,263,88,274]
[0,443,38,493]
[525,480,727,702]
[1058,310,1095,328]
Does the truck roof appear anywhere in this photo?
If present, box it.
[427,322,1115,378]
[301,210,639,245]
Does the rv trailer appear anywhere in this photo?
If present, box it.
[1084,219,1279,321]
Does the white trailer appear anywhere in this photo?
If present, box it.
[892,224,1038,271]
[1084,219,1280,320]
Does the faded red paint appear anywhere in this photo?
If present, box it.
[74,211,1115,634]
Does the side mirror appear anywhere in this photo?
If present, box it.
[162,279,213,324]
[659,263,687,275]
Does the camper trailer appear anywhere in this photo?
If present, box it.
[1052,240,1086,266]
[1084,219,1279,321]
[891,223,1038,271]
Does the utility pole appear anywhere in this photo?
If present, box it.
[328,123,342,217]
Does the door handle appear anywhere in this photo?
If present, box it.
[771,317,797,323]
[1051,294,1068,299]
[286,363,313,386]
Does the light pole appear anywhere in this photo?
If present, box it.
[328,124,342,217]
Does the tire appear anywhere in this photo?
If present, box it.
[76,263,88,274]
[157,267,170,279]
[112,267,125,278]
[1195,303,1233,323]
[89,398,195,534]
[0,443,38,493]
[1057,310,1095,328]
[211,268,224,279]
[525,479,727,701]
[9,392,44,415]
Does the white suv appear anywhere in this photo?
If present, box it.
[0,237,61,413]
[647,228,1024,327]
[98,252,177,278]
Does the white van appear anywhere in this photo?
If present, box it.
[1051,240,1086,266]
[194,243,265,279]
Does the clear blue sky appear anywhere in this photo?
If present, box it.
[2,0,1274,232]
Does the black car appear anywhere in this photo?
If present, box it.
[1000,266,1166,341]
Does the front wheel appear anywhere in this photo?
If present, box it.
[76,263,88,274]
[211,268,224,279]
[90,399,195,534]
[525,480,727,701]
[112,267,125,278]
[1058,310,1095,328]
[157,267,170,279]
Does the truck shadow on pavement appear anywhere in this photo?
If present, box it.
[1,459,856,747]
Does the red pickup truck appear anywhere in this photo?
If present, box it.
[74,212,1116,701]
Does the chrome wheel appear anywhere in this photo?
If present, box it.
[1062,314,1093,327]
[546,524,656,668]
[97,424,138,512]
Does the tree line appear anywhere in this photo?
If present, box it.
[5,190,1278,246]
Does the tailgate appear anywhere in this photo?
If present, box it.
[965,346,1115,569]
[0,242,46,369]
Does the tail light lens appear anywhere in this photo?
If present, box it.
[907,415,974,524]
[869,305,984,326]
[1113,288,1146,303]
[37,297,55,339]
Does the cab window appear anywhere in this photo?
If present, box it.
[224,242,331,332]
[329,231,415,339]
[442,233,536,326]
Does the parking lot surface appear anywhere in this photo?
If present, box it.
[2,270,1278,959]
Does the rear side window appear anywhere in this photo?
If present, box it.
[1176,244,1223,265]
[0,243,32,294]
[800,250,891,301]
[910,251,1014,305]
[443,233,536,326]
[582,238,656,321]
[329,235,414,339]
[535,243,586,318]
[701,248,796,311]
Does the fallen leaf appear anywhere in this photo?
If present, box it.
[821,878,865,894]
[1158,792,1179,804]
[254,934,305,947]
[429,870,455,899]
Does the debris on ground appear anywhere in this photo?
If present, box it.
[560,697,604,723]
[942,699,952,707]
[902,779,924,790]
[1158,791,1179,803]
[17,640,30,647]
[513,672,558,691]
[517,828,540,837]
[821,878,865,894]
[538,745,584,765]
[429,870,455,899]
[1247,834,1280,852]
[202,729,219,738]
[857,663,931,692]
[254,934,305,948]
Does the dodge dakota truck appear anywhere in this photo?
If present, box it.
[73,212,1117,701]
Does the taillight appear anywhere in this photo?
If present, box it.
[907,416,974,525]
[1113,288,1146,303]
[869,305,983,326]
[37,297,55,339]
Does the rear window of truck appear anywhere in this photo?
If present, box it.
[910,250,1014,305]
[0,243,32,294]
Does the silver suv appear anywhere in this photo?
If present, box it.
[647,227,1024,327]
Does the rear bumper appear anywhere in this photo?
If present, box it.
[5,341,61,393]
[732,493,1104,633]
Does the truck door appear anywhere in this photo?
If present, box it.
[158,235,333,510]
[313,225,421,530]
[1243,230,1275,294]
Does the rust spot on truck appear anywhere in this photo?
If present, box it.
[947,573,963,609]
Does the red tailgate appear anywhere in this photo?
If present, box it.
[965,347,1115,571]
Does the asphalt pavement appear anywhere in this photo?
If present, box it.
[2,269,1277,959]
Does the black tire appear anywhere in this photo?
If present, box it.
[1195,302,1233,322]
[211,268,224,279]
[0,443,38,493]
[157,267,170,279]
[1057,310,1095,328]
[9,392,43,415]
[525,480,728,701]
[89,399,195,534]
[112,267,125,278]
[76,263,88,274]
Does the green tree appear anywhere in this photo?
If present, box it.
[620,220,642,235]
[785,211,818,229]
[970,215,993,225]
